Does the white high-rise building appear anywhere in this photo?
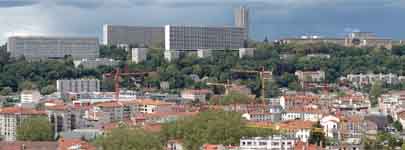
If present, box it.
[7,36,99,61]
[235,6,249,39]
[56,79,100,93]
[103,24,164,47]
[164,25,247,50]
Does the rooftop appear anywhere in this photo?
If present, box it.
[0,107,46,115]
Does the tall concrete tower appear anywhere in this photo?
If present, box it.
[234,6,249,39]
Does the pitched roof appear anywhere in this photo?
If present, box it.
[277,120,316,130]
[58,138,96,150]
[0,107,46,115]
[0,141,58,150]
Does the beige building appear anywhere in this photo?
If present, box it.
[131,48,148,64]
[20,90,41,103]
[57,79,100,93]
[7,36,99,60]
[0,107,46,141]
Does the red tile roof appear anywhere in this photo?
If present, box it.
[278,120,316,130]
[0,141,58,150]
[95,101,123,108]
[294,141,323,150]
[58,138,96,150]
[0,107,46,115]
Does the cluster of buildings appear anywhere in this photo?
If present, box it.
[278,32,394,49]
[340,73,405,87]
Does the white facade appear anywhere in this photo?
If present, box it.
[103,24,164,47]
[131,48,148,64]
[320,115,340,138]
[240,136,295,150]
[164,25,247,50]
[164,50,180,62]
[20,90,41,103]
[281,112,323,122]
[57,79,100,93]
[0,108,45,141]
[73,58,119,69]
[8,36,99,60]
[239,48,255,58]
[197,49,212,58]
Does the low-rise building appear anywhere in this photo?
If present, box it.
[73,58,119,69]
[181,89,213,103]
[132,48,148,64]
[282,106,323,122]
[0,107,46,141]
[279,95,320,109]
[275,120,315,142]
[20,90,41,104]
[320,115,340,139]
[295,70,325,82]
[240,135,296,150]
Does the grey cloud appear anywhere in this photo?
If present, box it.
[0,0,38,7]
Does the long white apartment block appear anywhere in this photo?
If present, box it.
[103,24,164,47]
[7,36,99,60]
[164,25,247,50]
[57,79,101,93]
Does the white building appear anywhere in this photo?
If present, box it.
[57,79,100,93]
[197,49,212,58]
[131,48,148,64]
[281,107,323,122]
[164,25,247,50]
[0,107,46,141]
[295,70,325,82]
[239,48,255,58]
[103,24,164,47]
[378,91,405,115]
[240,135,295,150]
[20,90,41,103]
[7,36,99,60]
[234,6,249,38]
[320,115,340,139]
[73,58,119,69]
[180,89,212,103]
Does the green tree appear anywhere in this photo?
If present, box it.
[308,121,326,146]
[393,120,403,132]
[94,127,163,150]
[370,81,383,106]
[40,85,56,95]
[16,116,53,141]
[0,87,13,95]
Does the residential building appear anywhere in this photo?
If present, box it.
[239,48,255,58]
[242,112,280,122]
[46,105,82,138]
[282,106,323,122]
[294,141,323,150]
[0,107,46,141]
[57,79,100,93]
[240,135,296,150]
[132,48,148,64]
[20,90,41,103]
[167,139,184,150]
[0,141,58,150]
[378,91,405,115]
[164,25,247,50]
[276,120,315,142]
[181,89,213,103]
[320,115,340,139]
[102,24,164,47]
[342,73,404,87]
[279,95,320,109]
[73,58,119,69]
[331,95,371,115]
[295,70,325,82]
[278,32,392,49]
[7,36,99,60]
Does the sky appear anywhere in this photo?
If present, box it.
[1,0,405,44]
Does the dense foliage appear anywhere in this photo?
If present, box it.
[161,111,276,150]
[94,127,163,150]
[16,116,53,141]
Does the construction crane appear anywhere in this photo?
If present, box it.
[206,80,232,95]
[103,68,149,100]
[231,67,272,105]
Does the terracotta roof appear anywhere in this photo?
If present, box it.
[95,101,123,108]
[58,138,96,150]
[283,95,320,101]
[46,104,71,111]
[134,99,172,106]
[286,107,323,114]
[144,112,198,118]
[0,107,46,115]
[0,141,58,150]
[294,141,323,150]
[277,120,316,130]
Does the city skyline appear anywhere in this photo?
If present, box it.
[1,0,405,44]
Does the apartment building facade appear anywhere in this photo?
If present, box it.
[103,24,164,47]
[7,36,99,60]
[57,79,100,93]
[164,25,247,50]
